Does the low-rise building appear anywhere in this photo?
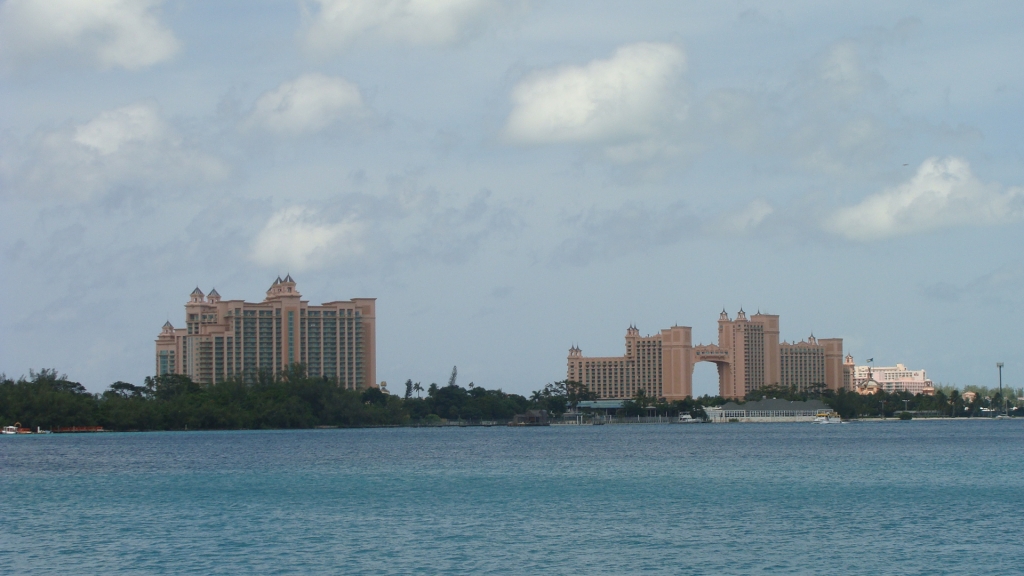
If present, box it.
[850,359,934,395]
[705,398,834,422]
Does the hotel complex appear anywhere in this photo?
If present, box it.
[567,309,845,400]
[848,358,934,395]
[155,276,376,388]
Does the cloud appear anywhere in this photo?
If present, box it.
[248,187,520,273]
[826,157,1024,241]
[815,40,884,101]
[0,0,178,70]
[246,73,365,134]
[5,103,226,200]
[554,200,697,266]
[251,206,366,271]
[303,0,494,52]
[73,103,165,154]
[923,262,1024,306]
[710,199,774,235]
[504,43,687,148]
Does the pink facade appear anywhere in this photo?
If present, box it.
[568,309,843,400]
[156,276,376,388]
[850,360,933,395]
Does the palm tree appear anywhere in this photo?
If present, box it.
[413,382,423,398]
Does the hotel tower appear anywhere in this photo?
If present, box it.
[156,276,376,388]
[567,309,844,401]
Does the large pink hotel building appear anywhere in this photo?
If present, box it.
[155,276,376,389]
[568,309,844,400]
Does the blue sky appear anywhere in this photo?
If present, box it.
[1,0,1023,395]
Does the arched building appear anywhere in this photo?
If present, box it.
[566,310,844,400]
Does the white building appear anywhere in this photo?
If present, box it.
[852,362,933,395]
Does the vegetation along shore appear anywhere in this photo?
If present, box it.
[1,368,1020,432]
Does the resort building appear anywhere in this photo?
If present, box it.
[567,309,844,401]
[155,276,376,388]
[849,360,934,395]
[705,398,835,423]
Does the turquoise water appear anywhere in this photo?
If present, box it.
[2,421,1022,574]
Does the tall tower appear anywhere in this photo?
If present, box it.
[820,338,845,391]
[157,277,376,388]
[660,325,692,399]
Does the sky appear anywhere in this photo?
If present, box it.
[1,0,1023,396]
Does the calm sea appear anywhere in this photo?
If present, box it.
[2,421,1022,574]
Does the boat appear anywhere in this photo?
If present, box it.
[2,422,33,434]
[813,412,843,424]
[677,413,701,424]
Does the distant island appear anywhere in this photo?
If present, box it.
[0,367,1018,432]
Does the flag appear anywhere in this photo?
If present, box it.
[866,358,874,362]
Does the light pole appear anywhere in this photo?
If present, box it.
[997,362,1004,416]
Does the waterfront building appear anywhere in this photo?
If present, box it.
[567,309,844,400]
[849,359,933,395]
[705,398,835,423]
[155,276,376,388]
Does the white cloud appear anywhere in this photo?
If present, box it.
[0,0,178,70]
[504,43,686,146]
[247,73,365,134]
[826,157,1024,241]
[251,206,365,271]
[7,103,226,200]
[303,0,493,51]
[715,200,774,234]
[816,41,883,100]
[73,104,165,154]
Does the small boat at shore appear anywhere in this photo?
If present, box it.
[677,414,701,424]
[2,423,34,434]
[813,412,843,424]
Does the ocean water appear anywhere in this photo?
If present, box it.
[2,421,1022,575]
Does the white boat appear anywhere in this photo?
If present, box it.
[813,412,843,424]
[1,425,17,435]
[677,413,701,424]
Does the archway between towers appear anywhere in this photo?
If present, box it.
[659,327,736,400]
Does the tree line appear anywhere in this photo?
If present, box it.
[3,368,1019,431]
[742,383,1024,419]
[0,367,605,430]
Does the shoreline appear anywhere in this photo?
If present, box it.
[4,416,1017,435]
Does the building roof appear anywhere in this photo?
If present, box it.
[208,288,220,298]
[717,398,830,411]
[191,287,204,296]
[578,400,626,409]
